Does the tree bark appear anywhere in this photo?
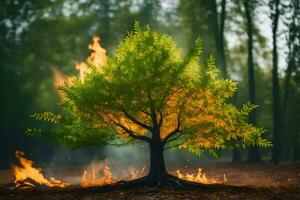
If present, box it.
[271,0,281,164]
[148,137,168,185]
[244,0,261,163]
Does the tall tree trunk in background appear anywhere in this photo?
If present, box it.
[141,0,159,26]
[270,0,281,164]
[282,58,293,119]
[210,0,227,77]
[210,0,220,66]
[232,88,242,161]
[211,0,241,161]
[243,0,261,163]
[284,0,300,161]
[219,0,241,161]
[292,133,300,161]
[101,0,111,47]
[219,0,228,77]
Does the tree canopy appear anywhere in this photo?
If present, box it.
[28,22,271,156]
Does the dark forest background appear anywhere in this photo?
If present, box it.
[0,0,299,169]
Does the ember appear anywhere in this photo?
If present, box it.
[12,150,68,189]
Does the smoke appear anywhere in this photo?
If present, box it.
[102,144,149,169]
[35,142,230,185]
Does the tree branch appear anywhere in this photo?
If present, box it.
[112,121,151,142]
[122,109,152,131]
[164,142,183,151]
[162,110,182,144]
[147,92,158,127]
[158,111,163,126]
[141,110,151,116]
[165,131,183,144]
[162,90,193,144]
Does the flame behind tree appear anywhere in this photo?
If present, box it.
[76,36,107,82]
[52,36,107,90]
[28,22,271,186]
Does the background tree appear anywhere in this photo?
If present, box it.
[208,0,228,77]
[28,24,270,185]
[243,0,262,163]
[1,0,299,169]
[179,0,215,58]
[282,0,300,161]
[270,0,281,164]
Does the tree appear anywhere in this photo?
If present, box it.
[140,0,159,26]
[243,0,262,163]
[270,0,281,164]
[28,23,270,185]
[0,0,49,168]
[209,0,228,77]
[179,0,215,58]
[282,0,300,161]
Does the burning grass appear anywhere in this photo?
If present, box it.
[80,160,146,187]
[1,153,299,199]
[12,151,68,189]
[177,168,226,184]
[11,150,226,189]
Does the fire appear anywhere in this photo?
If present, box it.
[176,168,227,184]
[51,67,69,89]
[53,36,107,89]
[80,161,146,187]
[12,150,68,188]
[80,160,116,187]
[76,36,107,82]
[127,166,146,180]
[87,36,107,66]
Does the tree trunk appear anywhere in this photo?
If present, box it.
[244,0,261,163]
[210,0,220,64]
[219,0,227,77]
[271,0,281,164]
[292,133,300,161]
[148,138,168,185]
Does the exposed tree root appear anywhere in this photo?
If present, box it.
[82,173,240,193]
[12,173,241,193]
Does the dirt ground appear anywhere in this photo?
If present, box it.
[0,162,300,200]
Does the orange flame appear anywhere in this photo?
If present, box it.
[12,151,68,188]
[53,36,107,90]
[127,166,146,180]
[51,67,69,89]
[87,36,107,66]
[80,160,116,187]
[80,161,146,187]
[176,168,227,184]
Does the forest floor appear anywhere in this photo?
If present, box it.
[0,162,299,200]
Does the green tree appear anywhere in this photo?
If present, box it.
[28,23,270,185]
